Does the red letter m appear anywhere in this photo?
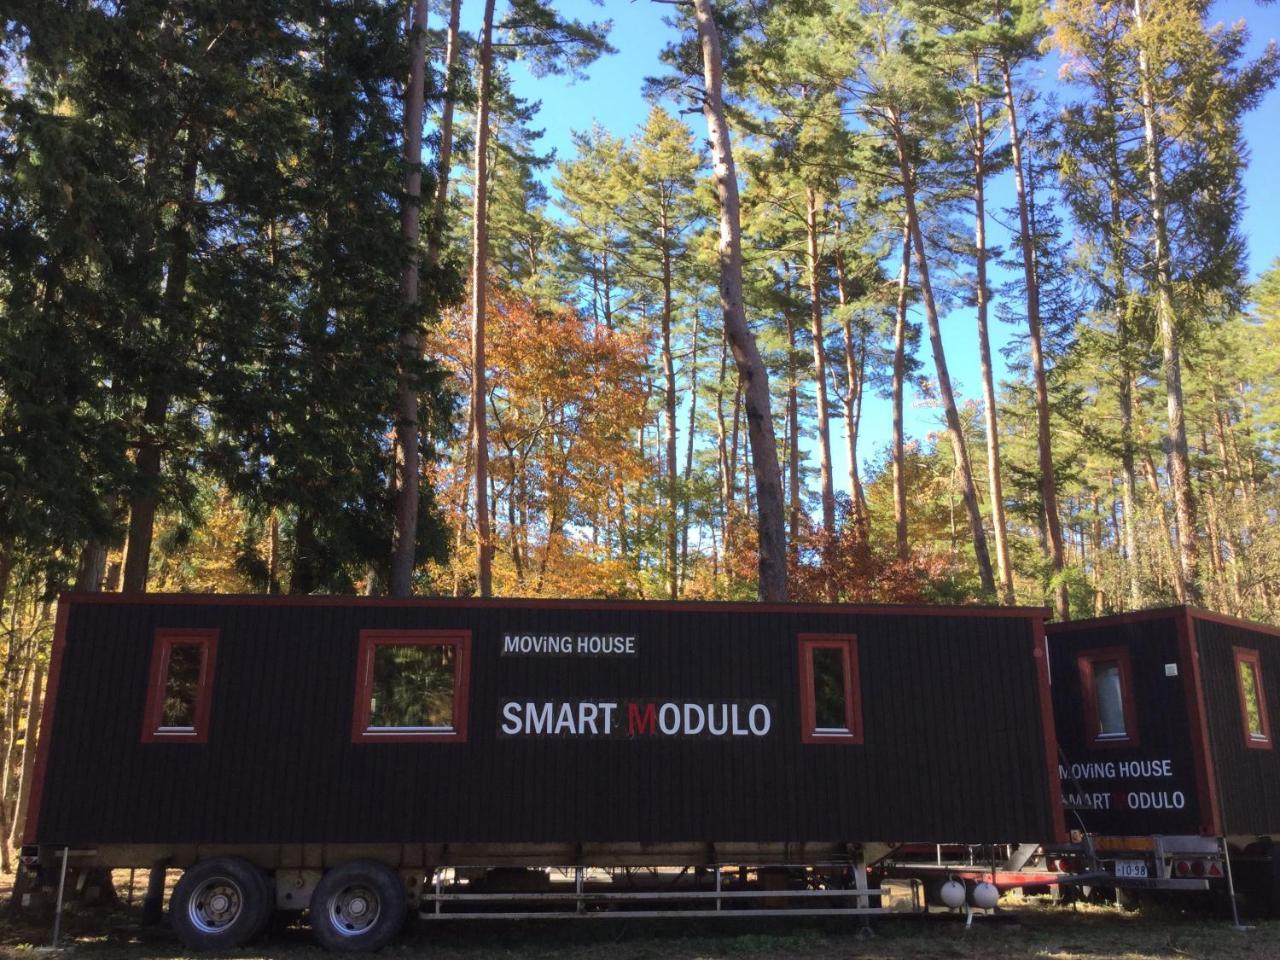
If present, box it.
[628,702,656,736]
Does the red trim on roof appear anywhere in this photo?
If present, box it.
[1046,606,1187,633]
[54,591,1050,620]
[1190,607,1280,640]
[1047,605,1280,640]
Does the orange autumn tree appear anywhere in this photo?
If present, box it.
[428,290,652,597]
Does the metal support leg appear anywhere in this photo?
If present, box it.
[141,859,168,926]
[434,869,443,915]
[575,867,584,914]
[1221,837,1247,931]
[852,852,874,936]
[51,847,69,948]
[715,866,722,911]
[852,858,870,911]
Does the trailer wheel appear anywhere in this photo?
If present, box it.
[170,857,272,951]
[309,860,406,952]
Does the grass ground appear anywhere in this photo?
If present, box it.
[1,897,1278,960]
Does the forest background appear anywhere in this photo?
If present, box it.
[1,0,1279,867]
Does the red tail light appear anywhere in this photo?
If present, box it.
[1208,862,1224,878]
[1175,860,1191,877]
[1191,860,1206,877]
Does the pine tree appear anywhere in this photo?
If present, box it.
[468,0,613,596]
[616,108,707,599]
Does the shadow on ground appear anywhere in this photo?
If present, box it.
[0,898,1277,960]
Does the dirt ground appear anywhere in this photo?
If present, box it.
[1,895,1279,960]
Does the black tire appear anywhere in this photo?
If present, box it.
[170,857,272,951]
[309,860,407,952]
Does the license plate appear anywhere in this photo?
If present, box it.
[1115,860,1148,879]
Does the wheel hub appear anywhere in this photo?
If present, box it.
[330,885,381,935]
[189,878,244,934]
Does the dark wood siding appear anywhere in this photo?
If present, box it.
[1192,614,1280,837]
[1047,611,1207,836]
[34,597,1058,848]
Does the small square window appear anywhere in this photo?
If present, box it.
[1234,647,1272,750]
[143,629,217,743]
[1077,646,1138,748]
[352,630,470,743]
[798,634,862,744]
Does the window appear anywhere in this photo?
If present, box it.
[143,629,218,743]
[798,634,862,744]
[352,630,470,743]
[1234,647,1272,750]
[1077,647,1138,748]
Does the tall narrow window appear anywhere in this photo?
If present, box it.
[143,629,218,743]
[1077,647,1138,748]
[798,634,862,744]
[352,630,470,743]
[1234,647,1272,750]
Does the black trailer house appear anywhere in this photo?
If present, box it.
[1047,605,1280,904]
[25,594,1064,950]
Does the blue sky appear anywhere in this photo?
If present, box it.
[470,1,1280,495]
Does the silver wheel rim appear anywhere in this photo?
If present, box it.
[327,884,382,937]
[188,876,245,934]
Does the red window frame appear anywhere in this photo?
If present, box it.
[351,629,471,743]
[1233,646,1272,750]
[142,628,218,743]
[1077,646,1139,749]
[798,634,863,744]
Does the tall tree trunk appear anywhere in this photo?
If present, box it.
[0,548,11,623]
[661,225,679,600]
[970,74,1014,604]
[805,189,836,600]
[835,250,866,539]
[891,221,911,562]
[508,453,524,585]
[784,274,801,564]
[891,122,996,598]
[75,542,107,593]
[291,512,321,595]
[427,0,462,270]
[1132,0,1200,603]
[389,0,431,597]
[1142,449,1187,603]
[1096,75,1144,608]
[680,311,700,592]
[693,0,787,601]
[470,0,497,597]
[714,331,733,559]
[9,662,43,849]
[1119,370,1143,606]
[1001,57,1068,619]
[729,379,742,564]
[122,139,200,594]
[268,513,281,595]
